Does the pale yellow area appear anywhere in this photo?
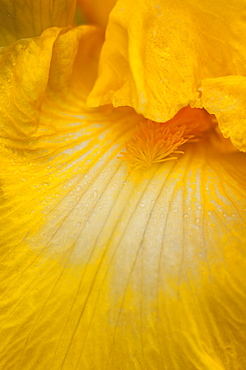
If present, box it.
[0,0,76,46]
[77,0,116,27]
[1,135,246,369]
[88,0,246,152]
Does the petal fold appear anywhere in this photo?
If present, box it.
[88,0,246,151]
[0,0,76,46]
[0,25,104,147]
[201,76,246,152]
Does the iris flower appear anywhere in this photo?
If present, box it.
[1,0,246,369]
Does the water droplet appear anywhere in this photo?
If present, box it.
[195,218,200,224]
[207,211,212,216]
[140,203,145,208]
[93,190,98,199]
[184,214,189,218]
[232,213,235,218]
[198,205,202,210]
[76,186,81,192]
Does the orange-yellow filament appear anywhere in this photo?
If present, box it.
[121,106,216,170]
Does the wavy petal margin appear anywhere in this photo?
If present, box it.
[0,25,246,369]
[88,0,246,152]
[201,76,246,152]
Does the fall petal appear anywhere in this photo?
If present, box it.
[1,87,246,370]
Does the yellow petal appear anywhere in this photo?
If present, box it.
[0,0,76,46]
[1,21,246,370]
[88,0,246,150]
[1,134,246,369]
[200,76,246,152]
[1,33,246,367]
[0,25,104,146]
[77,0,116,27]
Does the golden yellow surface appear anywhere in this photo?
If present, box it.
[0,1,246,369]
[201,76,246,152]
[88,0,246,152]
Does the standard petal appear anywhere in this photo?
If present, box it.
[77,0,116,27]
[0,0,76,46]
[88,0,246,150]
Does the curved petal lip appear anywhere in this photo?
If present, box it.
[87,0,246,153]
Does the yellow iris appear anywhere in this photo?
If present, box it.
[0,1,246,369]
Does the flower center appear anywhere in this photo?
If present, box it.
[120,106,216,170]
